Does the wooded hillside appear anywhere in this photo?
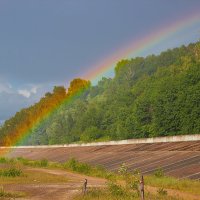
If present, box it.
[0,42,200,145]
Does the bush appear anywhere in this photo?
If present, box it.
[64,158,90,174]
[39,159,48,167]
[154,168,165,178]
[108,181,126,196]
[30,159,49,167]
[16,157,29,165]
[118,163,128,176]
[63,158,116,180]
[0,168,22,177]
[0,157,7,163]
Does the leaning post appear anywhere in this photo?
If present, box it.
[139,174,145,200]
[83,178,88,195]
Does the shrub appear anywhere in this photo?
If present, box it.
[16,157,29,165]
[154,168,165,178]
[0,168,22,177]
[63,158,116,180]
[118,163,128,176]
[64,158,90,174]
[30,159,49,167]
[108,181,125,196]
[39,159,48,167]
[0,157,7,163]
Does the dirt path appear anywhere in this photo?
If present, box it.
[2,167,200,200]
[3,168,106,200]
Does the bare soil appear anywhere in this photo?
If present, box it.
[1,168,106,200]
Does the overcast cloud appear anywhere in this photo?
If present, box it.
[0,0,200,121]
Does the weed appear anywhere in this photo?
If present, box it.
[0,157,7,163]
[39,159,48,167]
[0,167,22,177]
[157,187,168,196]
[108,181,125,196]
[63,158,116,180]
[16,157,29,165]
[154,167,165,178]
[0,186,25,198]
[118,163,128,176]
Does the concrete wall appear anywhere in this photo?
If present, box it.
[1,134,200,149]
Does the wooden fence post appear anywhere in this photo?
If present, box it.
[139,175,145,200]
[83,179,88,195]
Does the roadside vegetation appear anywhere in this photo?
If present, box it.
[0,157,69,198]
[74,188,180,200]
[1,156,200,199]
[0,156,115,180]
[0,186,25,199]
[74,164,181,200]
[146,173,200,196]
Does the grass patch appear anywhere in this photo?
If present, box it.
[16,157,48,167]
[154,167,165,178]
[146,174,200,195]
[0,157,7,164]
[0,186,25,198]
[0,167,22,177]
[74,188,181,200]
[1,156,112,177]
[0,157,68,184]
[0,169,69,185]
[62,158,115,180]
[157,187,168,196]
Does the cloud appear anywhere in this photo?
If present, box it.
[18,85,38,98]
[18,89,32,98]
[0,82,54,121]
[31,86,37,94]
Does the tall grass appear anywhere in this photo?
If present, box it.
[0,168,22,177]
[0,157,7,163]
[62,158,115,180]
[16,157,48,167]
[74,187,180,200]
[146,174,200,195]
[0,186,25,198]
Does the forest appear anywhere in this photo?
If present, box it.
[0,41,200,145]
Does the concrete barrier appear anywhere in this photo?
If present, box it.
[0,134,199,149]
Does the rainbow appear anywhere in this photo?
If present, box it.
[0,10,200,155]
[84,10,200,83]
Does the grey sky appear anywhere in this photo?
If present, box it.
[0,0,200,121]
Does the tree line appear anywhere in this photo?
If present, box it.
[0,41,200,145]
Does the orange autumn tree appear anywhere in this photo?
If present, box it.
[0,78,90,146]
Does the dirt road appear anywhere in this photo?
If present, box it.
[2,167,200,200]
[3,168,106,200]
